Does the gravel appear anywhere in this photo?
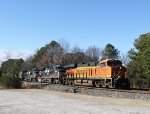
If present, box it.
[44,84,150,100]
[0,89,150,114]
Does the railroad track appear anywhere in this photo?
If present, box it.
[60,84,150,94]
[46,84,150,100]
[23,81,150,94]
[22,81,150,100]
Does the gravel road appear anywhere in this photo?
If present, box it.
[0,89,150,114]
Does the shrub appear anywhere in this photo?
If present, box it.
[0,73,21,89]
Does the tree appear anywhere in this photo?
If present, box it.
[58,38,70,53]
[0,59,24,88]
[120,53,130,66]
[102,43,120,59]
[32,47,47,68]
[21,56,34,71]
[85,46,101,62]
[61,46,91,65]
[46,41,65,66]
[32,40,65,67]
[0,68,2,78]
[71,46,86,64]
[128,33,150,88]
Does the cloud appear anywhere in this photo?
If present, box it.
[0,49,34,64]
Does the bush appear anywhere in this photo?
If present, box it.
[0,59,24,89]
[0,74,21,89]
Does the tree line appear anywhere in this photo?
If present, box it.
[0,33,150,89]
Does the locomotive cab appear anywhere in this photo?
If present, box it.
[99,59,129,88]
[100,59,122,67]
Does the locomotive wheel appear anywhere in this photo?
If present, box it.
[92,80,96,87]
[62,78,66,85]
[108,82,112,88]
[59,77,66,85]
[52,78,59,84]
[95,81,99,87]
[31,78,36,82]
[68,80,74,85]
[95,80,101,87]
[51,78,54,84]
[92,80,104,87]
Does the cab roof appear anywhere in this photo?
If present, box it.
[100,59,122,64]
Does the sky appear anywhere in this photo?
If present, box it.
[0,0,150,61]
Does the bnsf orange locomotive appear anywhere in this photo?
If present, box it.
[60,59,130,88]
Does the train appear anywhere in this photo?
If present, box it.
[19,59,130,89]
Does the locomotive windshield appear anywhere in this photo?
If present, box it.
[55,66,64,70]
[107,60,122,67]
[100,62,106,67]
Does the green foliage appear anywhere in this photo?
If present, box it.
[32,40,65,67]
[102,43,120,59]
[64,52,88,65]
[0,73,21,89]
[128,48,137,60]
[0,68,2,77]
[30,40,102,67]
[128,33,150,88]
[1,59,24,74]
[0,59,23,89]
[46,40,64,66]
[21,56,34,71]
[32,47,47,67]
[31,40,103,68]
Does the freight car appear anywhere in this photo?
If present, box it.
[62,59,130,88]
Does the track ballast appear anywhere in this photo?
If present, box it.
[42,83,150,100]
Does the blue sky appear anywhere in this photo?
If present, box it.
[0,0,150,59]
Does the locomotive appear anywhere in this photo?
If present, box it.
[63,59,130,88]
[20,59,130,89]
[20,66,66,83]
[19,68,42,82]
